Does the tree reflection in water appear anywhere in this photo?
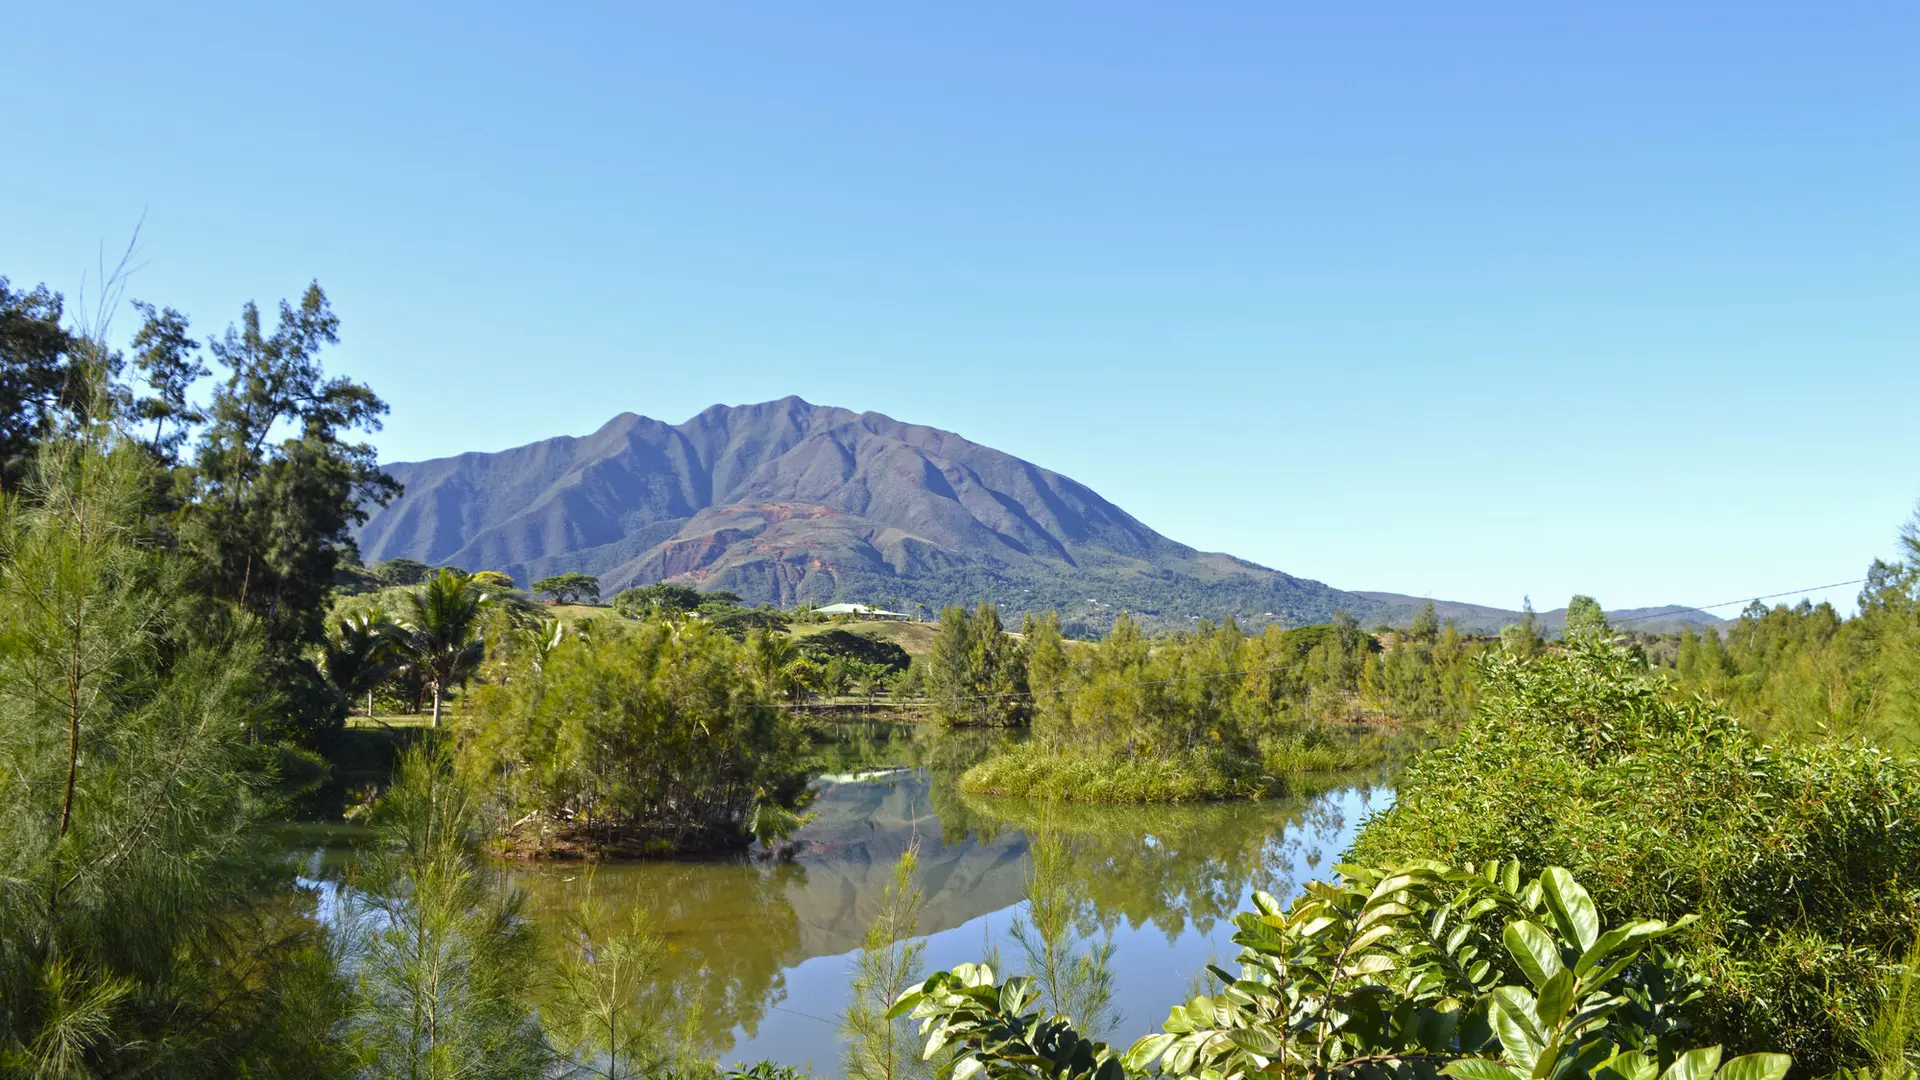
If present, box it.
[492,724,1395,1064]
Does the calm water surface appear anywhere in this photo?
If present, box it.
[503,725,1395,1069]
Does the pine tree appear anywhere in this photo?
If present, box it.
[1009,823,1117,1037]
[1023,612,1074,747]
[843,845,929,1080]
[0,371,341,1076]
[343,746,547,1079]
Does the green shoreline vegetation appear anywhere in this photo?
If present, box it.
[937,604,1478,802]
[894,634,1920,1079]
[4,270,1919,1076]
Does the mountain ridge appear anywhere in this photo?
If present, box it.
[355,398,1724,634]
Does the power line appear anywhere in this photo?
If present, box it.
[774,653,1334,709]
[1611,578,1867,624]
[766,1003,840,1027]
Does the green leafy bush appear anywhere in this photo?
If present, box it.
[799,628,912,674]
[1352,641,1920,1072]
[456,616,810,855]
[891,862,1789,1080]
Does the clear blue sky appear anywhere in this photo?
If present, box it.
[5,2,1915,614]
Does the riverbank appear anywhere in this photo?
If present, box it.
[955,727,1395,803]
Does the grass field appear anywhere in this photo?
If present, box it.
[788,618,940,658]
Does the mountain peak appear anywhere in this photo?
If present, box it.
[353,401,1722,634]
[354,400,1375,629]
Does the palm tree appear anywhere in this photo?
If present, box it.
[395,568,493,727]
[321,611,402,718]
[746,627,810,704]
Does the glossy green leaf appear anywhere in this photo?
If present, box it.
[1358,902,1414,929]
[1444,1059,1525,1080]
[1122,1032,1177,1072]
[1536,968,1576,1026]
[1660,1046,1724,1080]
[1344,953,1396,977]
[1350,923,1397,953]
[1598,1050,1662,1080]
[1573,920,1664,978]
[1540,867,1600,951]
[1504,920,1567,989]
[1488,987,1544,1070]
[1715,1054,1792,1080]
[1228,1026,1283,1056]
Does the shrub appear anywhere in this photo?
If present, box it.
[892,861,1790,1080]
[1351,641,1920,1073]
[798,628,912,674]
[455,616,810,855]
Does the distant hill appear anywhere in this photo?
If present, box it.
[1353,593,1729,636]
[355,397,1721,634]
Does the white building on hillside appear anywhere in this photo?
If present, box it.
[813,602,911,620]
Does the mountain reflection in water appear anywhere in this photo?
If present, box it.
[510,767,1393,1068]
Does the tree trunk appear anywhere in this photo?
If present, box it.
[431,683,442,728]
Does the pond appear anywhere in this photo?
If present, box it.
[301,723,1396,1071]
[508,724,1395,1070]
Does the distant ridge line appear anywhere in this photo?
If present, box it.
[355,398,1732,634]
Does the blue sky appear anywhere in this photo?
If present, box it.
[4,2,1915,613]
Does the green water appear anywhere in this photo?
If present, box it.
[308,723,1395,1070]
[515,724,1391,1068]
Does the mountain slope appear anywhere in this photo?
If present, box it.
[356,397,1725,634]
[356,397,1397,629]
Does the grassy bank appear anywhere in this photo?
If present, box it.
[956,726,1393,804]
[958,744,1271,802]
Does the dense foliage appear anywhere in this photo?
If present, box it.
[954,605,1485,801]
[893,862,1789,1080]
[0,276,79,490]
[925,603,1031,726]
[1664,572,1920,749]
[0,395,340,1076]
[1353,641,1920,1073]
[456,615,812,855]
[4,273,399,741]
[340,746,548,1077]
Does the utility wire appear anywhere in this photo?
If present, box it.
[766,1003,840,1027]
[1610,578,1867,624]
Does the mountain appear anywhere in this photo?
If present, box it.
[354,397,1724,634]
[1352,593,1728,636]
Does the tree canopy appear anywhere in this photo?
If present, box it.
[533,572,601,605]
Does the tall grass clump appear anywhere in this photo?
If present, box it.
[1256,727,1385,773]
[1351,639,1920,1073]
